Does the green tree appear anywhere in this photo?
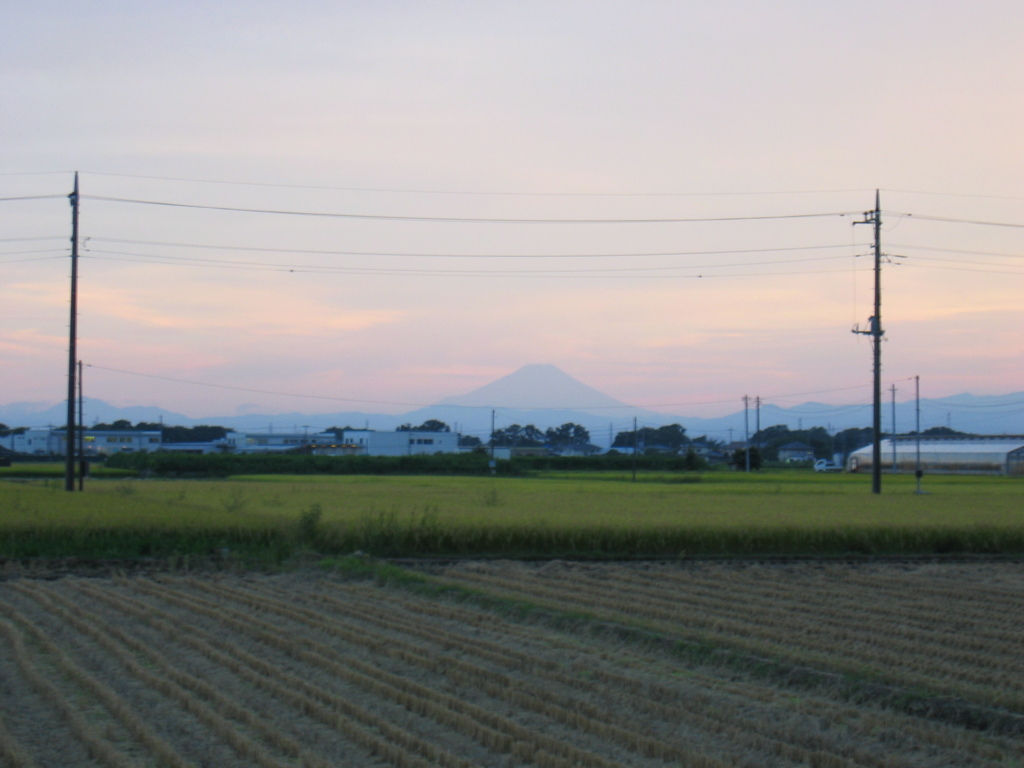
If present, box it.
[753,424,835,460]
[544,423,591,448]
[491,424,545,447]
[682,448,707,471]
[91,419,135,431]
[397,419,451,432]
[612,423,688,452]
[921,426,972,437]
[731,446,762,470]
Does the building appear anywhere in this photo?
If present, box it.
[0,428,161,456]
[221,431,337,454]
[777,442,815,462]
[847,437,1024,476]
[340,429,460,457]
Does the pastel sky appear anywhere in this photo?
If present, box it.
[2,0,1022,424]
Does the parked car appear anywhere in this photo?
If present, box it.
[813,459,842,473]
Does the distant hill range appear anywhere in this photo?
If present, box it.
[3,364,1022,447]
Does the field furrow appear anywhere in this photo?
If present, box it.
[533,566,1024,693]
[0,562,1021,768]
[428,561,1024,711]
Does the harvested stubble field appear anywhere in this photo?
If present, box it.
[0,560,1022,767]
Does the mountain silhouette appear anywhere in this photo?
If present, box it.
[436,364,628,410]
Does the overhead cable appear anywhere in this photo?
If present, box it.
[87,363,875,412]
[83,195,859,224]
[0,236,67,243]
[0,194,67,203]
[84,251,862,279]
[82,171,870,198]
[86,236,857,260]
[891,212,1024,229]
[83,246,858,273]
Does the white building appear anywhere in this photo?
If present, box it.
[221,431,337,454]
[340,429,459,456]
[1,428,162,456]
[848,437,1024,476]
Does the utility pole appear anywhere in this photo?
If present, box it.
[489,409,496,474]
[915,376,924,494]
[743,395,751,472]
[852,190,883,494]
[78,360,85,491]
[890,384,898,473]
[755,396,761,438]
[65,172,80,492]
[631,416,638,483]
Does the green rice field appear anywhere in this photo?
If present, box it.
[1,468,1022,560]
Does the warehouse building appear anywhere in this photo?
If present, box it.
[0,428,162,456]
[339,429,460,457]
[847,437,1024,476]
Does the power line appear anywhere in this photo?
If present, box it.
[83,195,860,224]
[82,170,870,198]
[0,248,68,257]
[0,194,67,203]
[83,250,863,279]
[888,243,1024,260]
[882,188,1024,202]
[0,236,67,243]
[0,254,67,264]
[86,236,857,260]
[891,212,1024,229]
[897,252,1024,269]
[899,261,1024,276]
[0,171,70,177]
[83,246,858,273]
[86,363,881,413]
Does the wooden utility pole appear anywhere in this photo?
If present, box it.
[853,191,883,494]
[65,172,80,492]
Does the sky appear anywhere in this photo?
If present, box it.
[2,0,1023,427]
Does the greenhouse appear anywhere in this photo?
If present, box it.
[847,437,1024,476]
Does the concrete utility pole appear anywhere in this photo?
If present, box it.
[78,360,85,491]
[853,190,884,494]
[65,172,80,492]
[631,416,638,483]
[489,409,496,474]
[915,376,924,494]
[743,395,751,472]
[891,384,898,473]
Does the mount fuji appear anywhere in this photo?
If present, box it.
[435,364,629,410]
[3,364,1022,445]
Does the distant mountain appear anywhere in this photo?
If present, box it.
[0,398,191,428]
[3,369,1022,447]
[436,364,629,410]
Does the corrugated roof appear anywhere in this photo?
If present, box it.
[850,439,1024,456]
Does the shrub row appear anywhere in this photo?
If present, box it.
[104,451,707,477]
